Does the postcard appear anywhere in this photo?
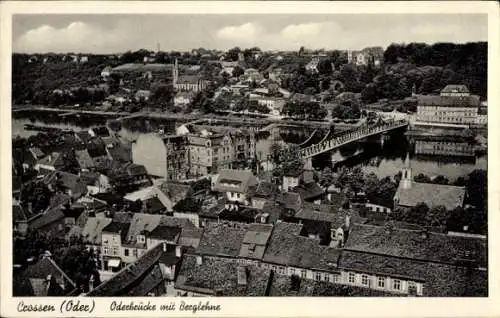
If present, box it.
[1,1,499,317]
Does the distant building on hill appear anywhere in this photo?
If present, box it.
[416,85,481,126]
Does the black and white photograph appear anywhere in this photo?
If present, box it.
[3,1,496,312]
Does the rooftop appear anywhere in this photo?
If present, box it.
[344,223,487,267]
[175,254,271,296]
[394,181,466,210]
[196,222,250,257]
[213,169,258,194]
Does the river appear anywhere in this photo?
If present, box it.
[11,117,487,181]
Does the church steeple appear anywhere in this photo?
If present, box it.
[401,153,412,189]
[173,58,179,86]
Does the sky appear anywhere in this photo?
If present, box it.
[12,14,488,54]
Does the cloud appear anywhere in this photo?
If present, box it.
[215,21,344,50]
[216,22,264,44]
[14,21,131,53]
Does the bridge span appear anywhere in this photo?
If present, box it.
[298,119,409,159]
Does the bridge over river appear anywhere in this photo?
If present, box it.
[298,119,409,161]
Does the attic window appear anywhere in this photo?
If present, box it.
[248,243,256,252]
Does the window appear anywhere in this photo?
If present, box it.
[377,277,385,288]
[334,274,340,283]
[103,247,108,255]
[315,272,322,281]
[124,249,129,256]
[393,279,401,290]
[237,193,241,199]
[348,273,356,284]
[361,274,369,286]
[301,269,307,278]
[408,281,417,295]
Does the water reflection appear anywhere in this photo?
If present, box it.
[12,116,486,180]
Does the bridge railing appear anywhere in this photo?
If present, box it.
[298,119,408,158]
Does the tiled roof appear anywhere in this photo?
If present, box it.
[339,250,428,281]
[417,95,480,107]
[125,264,165,296]
[196,222,250,257]
[175,254,271,296]
[345,224,487,267]
[252,181,280,199]
[177,75,204,84]
[143,196,167,214]
[29,205,66,231]
[276,192,303,212]
[213,169,257,194]
[262,222,303,265]
[288,236,341,271]
[43,171,87,198]
[75,131,93,143]
[239,224,273,259]
[86,243,167,296]
[75,150,95,169]
[37,152,61,167]
[126,213,163,244]
[292,182,324,201]
[441,84,469,94]
[102,221,131,242]
[22,257,76,289]
[147,225,181,241]
[394,181,465,210]
[157,181,192,204]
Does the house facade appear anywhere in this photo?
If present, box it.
[416,85,480,126]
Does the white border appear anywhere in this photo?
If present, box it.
[1,2,499,318]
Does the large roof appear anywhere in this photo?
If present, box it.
[417,95,480,107]
[213,169,257,194]
[441,84,470,94]
[22,257,76,289]
[196,222,250,257]
[344,224,487,267]
[175,254,271,296]
[394,181,466,210]
[81,217,112,245]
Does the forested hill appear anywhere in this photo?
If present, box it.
[382,42,487,98]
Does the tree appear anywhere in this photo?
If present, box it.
[425,205,448,229]
[320,167,334,187]
[150,83,174,109]
[232,66,244,78]
[414,173,431,183]
[466,169,487,211]
[432,175,449,185]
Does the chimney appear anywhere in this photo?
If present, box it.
[196,255,203,265]
[345,214,351,229]
[163,242,167,252]
[175,245,182,258]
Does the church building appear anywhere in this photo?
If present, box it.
[393,155,466,211]
[172,59,209,92]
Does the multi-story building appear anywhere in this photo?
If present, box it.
[347,47,384,66]
[187,132,234,176]
[416,85,481,126]
[163,135,189,181]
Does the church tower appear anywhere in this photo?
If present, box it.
[401,153,412,189]
[173,58,179,86]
